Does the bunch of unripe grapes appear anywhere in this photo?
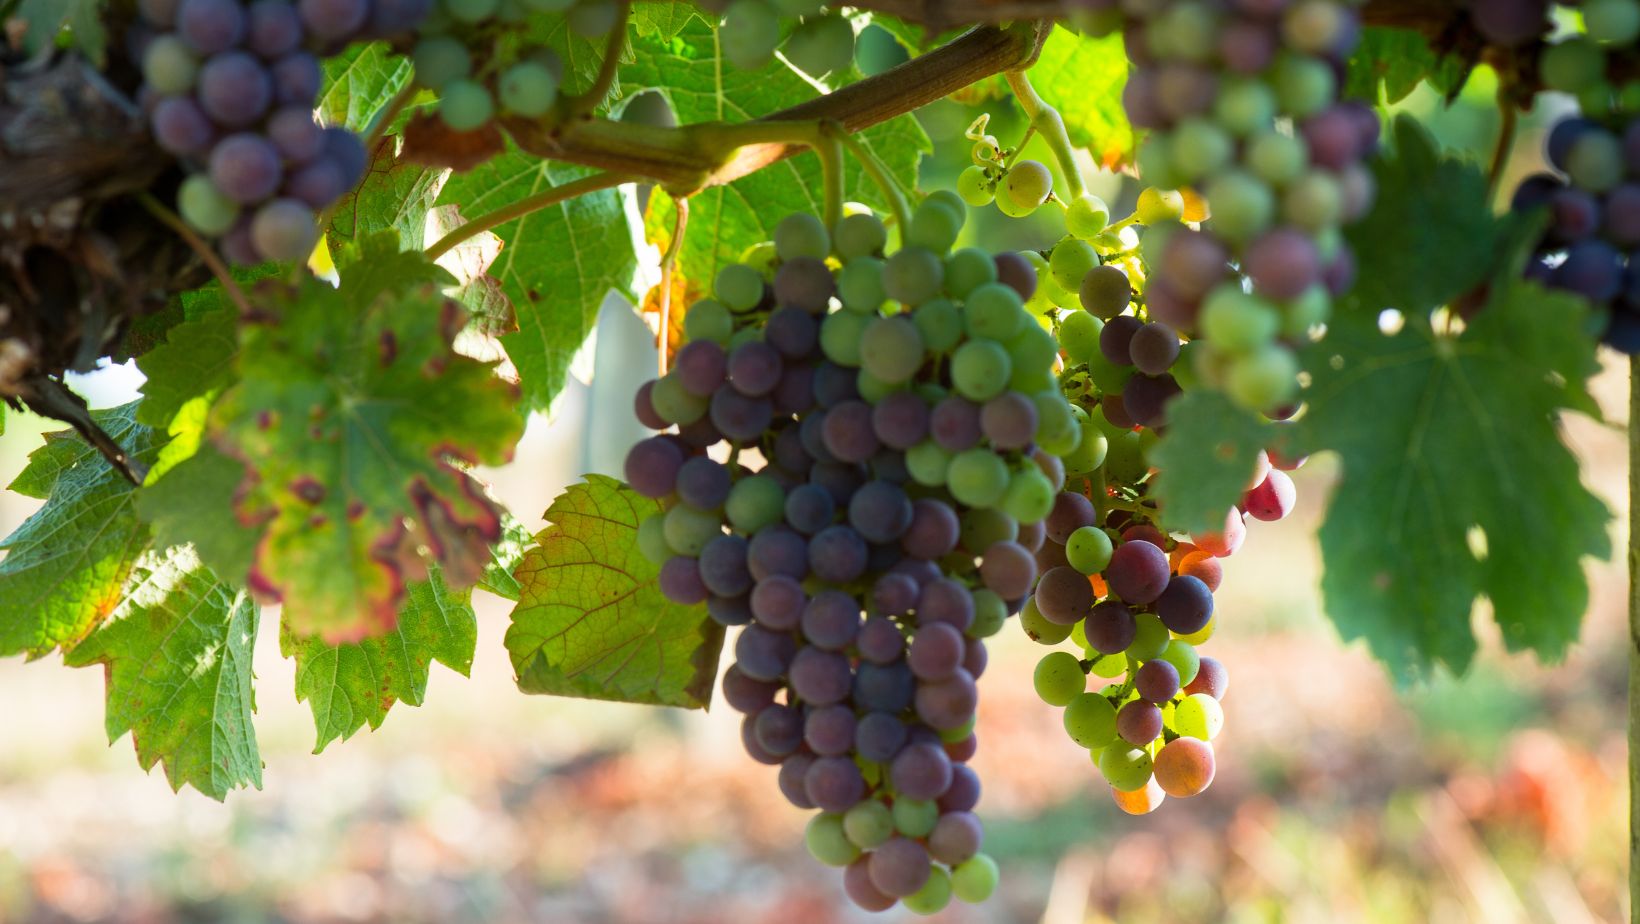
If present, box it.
[132,0,391,262]
[1077,0,1378,414]
[1477,0,1640,111]
[624,196,1082,912]
[709,0,856,76]
[1514,115,1640,351]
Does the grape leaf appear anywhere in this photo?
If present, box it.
[1347,117,1526,316]
[16,0,106,62]
[479,512,535,602]
[438,157,641,411]
[506,475,724,708]
[0,403,161,658]
[1295,279,1609,680]
[329,141,450,252]
[1028,26,1135,169]
[319,42,412,133]
[63,547,261,801]
[137,442,261,582]
[1147,391,1272,534]
[136,303,239,429]
[211,237,522,639]
[633,1,703,41]
[624,18,931,288]
[1345,28,1471,105]
[282,568,477,752]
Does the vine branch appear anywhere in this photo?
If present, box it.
[1005,68,1086,201]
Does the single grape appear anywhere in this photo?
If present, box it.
[142,34,200,95]
[1154,737,1215,797]
[1003,160,1053,211]
[249,198,318,262]
[177,174,240,236]
[499,61,559,117]
[209,133,283,204]
[439,78,495,132]
[198,51,273,129]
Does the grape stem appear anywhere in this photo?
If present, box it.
[424,171,632,261]
[1485,88,1518,201]
[1004,69,1086,202]
[817,129,846,232]
[657,197,689,377]
[1001,125,1037,170]
[135,192,251,317]
[832,128,913,238]
[565,0,633,123]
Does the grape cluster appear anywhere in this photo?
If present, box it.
[1515,116,1640,351]
[1530,0,1640,111]
[407,0,609,132]
[132,0,393,262]
[1092,0,1377,414]
[625,197,1080,912]
[712,0,856,76]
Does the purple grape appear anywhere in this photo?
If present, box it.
[927,812,982,865]
[774,257,834,313]
[809,524,868,583]
[754,703,803,756]
[980,541,1036,600]
[1135,658,1181,703]
[1107,539,1170,605]
[709,388,772,443]
[809,460,864,506]
[1471,0,1549,47]
[1155,63,1217,119]
[889,742,953,801]
[801,590,860,649]
[698,535,752,597]
[916,578,974,632]
[915,668,977,730]
[741,716,781,765]
[857,617,905,664]
[765,306,819,358]
[219,219,260,265]
[320,127,367,186]
[908,621,965,681]
[1100,315,1142,366]
[856,711,908,761]
[209,133,283,203]
[1156,573,1214,634]
[869,838,932,899]
[1122,373,1181,429]
[784,483,835,535]
[938,763,980,812]
[750,574,805,629]
[800,413,836,464]
[845,858,896,912]
[1118,700,1164,745]
[1045,492,1097,545]
[804,705,857,756]
[930,396,981,451]
[1324,248,1357,297]
[772,425,812,475]
[623,436,683,498]
[198,52,273,129]
[847,480,912,544]
[963,638,988,679]
[902,498,959,560]
[365,0,430,35]
[1035,565,1093,625]
[772,363,815,416]
[1122,67,1164,130]
[139,0,182,26]
[721,664,778,714]
[269,52,322,108]
[871,572,918,617]
[853,661,914,712]
[657,556,707,605]
[821,400,880,463]
[247,0,302,58]
[1554,240,1624,302]
[1625,120,1640,178]
[676,457,731,509]
[979,391,1037,450]
[1605,184,1640,247]
[1129,322,1181,376]
[1085,600,1137,654]
[1304,106,1365,170]
[994,251,1037,301]
[806,755,866,813]
[249,198,317,262]
[871,391,930,449]
[778,752,817,808]
[707,593,752,627]
[674,340,726,396]
[1220,19,1277,73]
[728,341,783,397]
[813,361,859,407]
[1186,656,1230,700]
[1160,230,1229,300]
[151,96,214,156]
[791,647,851,705]
[297,0,368,42]
[284,158,348,209]
[734,624,796,681]
[1550,118,1601,173]
[266,106,323,163]
[1246,228,1322,300]
[178,0,246,54]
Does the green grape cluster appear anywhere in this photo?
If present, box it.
[1534,0,1640,113]
[714,0,856,75]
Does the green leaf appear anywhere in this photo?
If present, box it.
[1295,280,1610,680]
[1347,117,1524,316]
[506,475,724,709]
[136,443,261,582]
[319,42,412,133]
[0,404,161,658]
[63,548,261,801]
[1029,26,1135,168]
[282,568,477,752]
[624,19,931,287]
[438,158,640,411]
[16,0,106,62]
[1345,28,1471,105]
[329,143,450,252]
[211,237,522,638]
[136,303,239,429]
[633,1,703,41]
[479,513,535,602]
[1148,391,1272,534]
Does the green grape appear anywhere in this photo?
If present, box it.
[648,373,708,424]
[820,310,869,366]
[1128,612,1171,661]
[663,503,721,556]
[1003,159,1054,211]
[1576,80,1615,116]
[948,448,1010,507]
[860,316,926,384]
[1048,238,1100,293]
[927,189,966,218]
[965,283,1026,341]
[438,79,495,132]
[1245,131,1309,186]
[727,326,763,351]
[1172,340,1203,391]
[906,440,952,487]
[1200,286,1280,353]
[884,247,945,305]
[714,262,765,311]
[1021,596,1074,644]
[1157,0,1218,60]
[1205,170,1274,244]
[497,61,559,117]
[1175,693,1224,741]
[1282,285,1331,339]
[836,257,887,313]
[782,12,855,77]
[1283,170,1344,232]
[1567,131,1625,193]
[636,513,671,564]
[1587,0,1640,43]
[1215,78,1278,137]
[1002,466,1055,522]
[857,368,899,403]
[1034,392,1081,457]
[952,854,999,904]
[1541,38,1608,93]
[725,474,785,532]
[892,799,940,837]
[908,201,962,254]
[958,165,996,207]
[143,35,199,95]
[1007,324,1058,389]
[774,212,830,261]
[1134,187,1187,224]
[903,866,953,915]
[1034,651,1086,706]
[835,212,888,259]
[1066,194,1111,239]
[1089,652,1128,679]
[177,175,239,236]
[740,240,779,276]
[805,813,860,867]
[1271,54,1335,118]
[1098,745,1154,791]
[1060,419,1107,477]
[944,248,998,299]
[722,0,781,70]
[1171,118,1233,182]
[970,589,1008,638]
[844,800,894,849]
[1064,691,1118,749]
[961,507,1017,550]
[1226,345,1299,410]
[1136,136,1182,192]
[913,298,964,353]
[1066,525,1114,575]
[445,0,500,24]
[1160,639,1201,686]
[951,340,1011,401]
[683,298,734,344]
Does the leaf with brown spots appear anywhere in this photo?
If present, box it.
[400,110,507,172]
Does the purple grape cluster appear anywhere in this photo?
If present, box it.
[1084,0,1377,413]
[625,199,1080,911]
[131,0,425,263]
